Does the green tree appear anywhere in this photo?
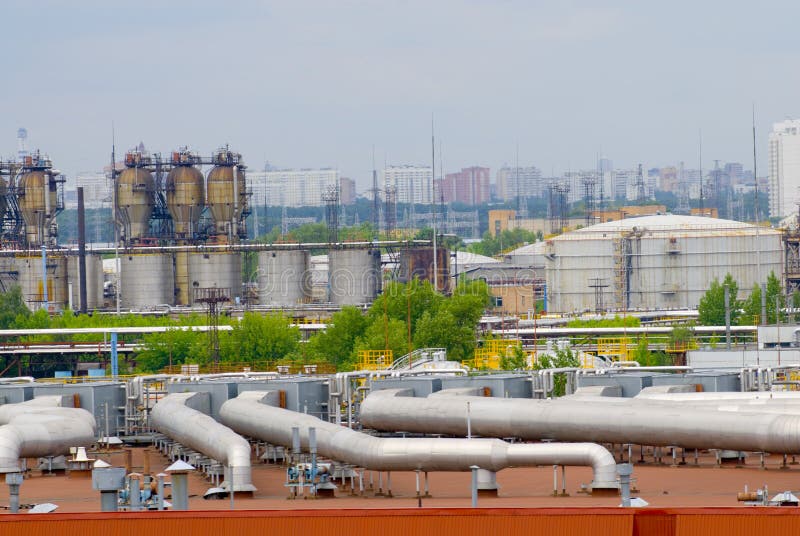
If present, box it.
[351,318,408,370]
[533,347,580,396]
[499,345,528,371]
[0,286,30,329]
[136,327,209,372]
[367,279,443,333]
[741,284,762,325]
[765,271,785,323]
[413,309,478,362]
[220,313,300,364]
[698,273,739,326]
[305,306,368,369]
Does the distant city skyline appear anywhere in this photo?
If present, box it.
[2,1,798,191]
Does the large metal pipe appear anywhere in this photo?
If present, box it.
[359,389,800,455]
[0,397,96,473]
[150,392,256,493]
[219,391,618,489]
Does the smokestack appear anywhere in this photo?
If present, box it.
[77,187,87,313]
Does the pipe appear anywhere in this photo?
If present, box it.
[0,398,96,473]
[359,389,800,455]
[150,392,256,493]
[219,391,618,489]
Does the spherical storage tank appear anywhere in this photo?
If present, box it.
[206,164,245,239]
[18,170,57,246]
[116,167,155,240]
[120,254,175,310]
[257,250,310,306]
[188,252,242,304]
[166,164,204,239]
[328,248,381,305]
[543,214,783,313]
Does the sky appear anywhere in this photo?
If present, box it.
[2,1,799,190]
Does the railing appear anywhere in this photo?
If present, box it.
[389,348,446,370]
[357,350,394,371]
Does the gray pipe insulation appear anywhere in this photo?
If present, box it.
[359,389,800,454]
[150,392,256,493]
[0,397,96,473]
[219,391,619,489]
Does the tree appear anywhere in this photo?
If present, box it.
[499,345,528,371]
[413,309,478,362]
[351,318,408,370]
[136,328,209,372]
[741,283,762,325]
[697,273,739,326]
[305,306,368,369]
[367,279,443,333]
[0,286,30,329]
[220,313,300,364]
[765,271,785,324]
[533,347,580,396]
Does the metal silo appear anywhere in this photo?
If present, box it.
[15,254,68,311]
[328,248,381,305]
[543,214,784,313]
[206,147,246,243]
[17,167,58,247]
[257,250,311,306]
[188,252,242,304]
[115,151,155,242]
[166,150,204,240]
[68,254,105,311]
[120,254,175,310]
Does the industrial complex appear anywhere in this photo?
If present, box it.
[3,143,800,536]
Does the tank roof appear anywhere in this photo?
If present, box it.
[556,214,781,238]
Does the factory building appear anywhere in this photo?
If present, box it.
[543,214,783,312]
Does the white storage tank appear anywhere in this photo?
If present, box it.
[188,251,242,304]
[67,254,105,311]
[15,254,69,311]
[120,253,174,310]
[543,214,783,312]
[257,250,310,306]
[328,248,381,305]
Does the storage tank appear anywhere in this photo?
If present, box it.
[257,250,310,306]
[166,151,204,240]
[206,148,246,241]
[328,248,381,305]
[17,170,58,246]
[15,254,68,311]
[67,254,105,311]
[115,154,155,241]
[120,253,174,310]
[543,214,784,312]
[188,252,242,304]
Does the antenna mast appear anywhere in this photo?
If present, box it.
[431,114,438,291]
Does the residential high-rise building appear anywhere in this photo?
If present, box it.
[339,177,356,205]
[768,119,800,218]
[247,168,339,208]
[441,166,490,205]
[382,165,432,205]
[75,171,112,209]
[495,166,544,201]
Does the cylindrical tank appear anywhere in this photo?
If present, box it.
[328,248,381,305]
[120,254,175,310]
[399,246,452,293]
[206,165,245,239]
[166,166,204,239]
[15,254,68,311]
[116,167,155,240]
[188,252,242,304]
[68,254,104,311]
[18,171,57,246]
[257,250,310,306]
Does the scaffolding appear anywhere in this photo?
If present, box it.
[357,349,394,371]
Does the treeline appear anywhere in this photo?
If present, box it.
[697,271,800,326]
[0,279,490,376]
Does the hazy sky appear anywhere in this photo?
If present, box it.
[2,1,799,189]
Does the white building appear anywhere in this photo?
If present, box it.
[768,119,800,218]
[495,166,544,200]
[248,168,339,208]
[74,171,112,209]
[382,165,432,204]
